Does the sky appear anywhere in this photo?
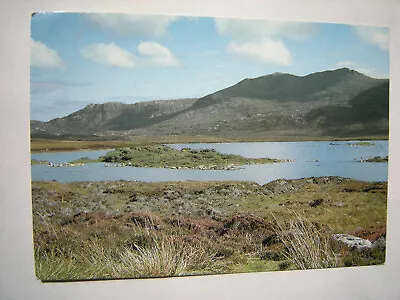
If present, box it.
[31,13,390,121]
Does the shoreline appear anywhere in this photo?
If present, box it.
[31,176,389,186]
[30,135,389,153]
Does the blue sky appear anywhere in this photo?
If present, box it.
[31,13,390,121]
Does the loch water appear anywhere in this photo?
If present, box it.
[31,141,388,185]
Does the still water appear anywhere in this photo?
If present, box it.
[31,141,388,185]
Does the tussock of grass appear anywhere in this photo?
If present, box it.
[272,211,343,270]
[114,238,224,278]
[34,225,226,281]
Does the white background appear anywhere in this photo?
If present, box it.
[0,0,399,299]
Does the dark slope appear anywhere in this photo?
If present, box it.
[350,81,389,121]
[305,81,389,136]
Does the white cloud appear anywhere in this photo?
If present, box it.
[227,39,291,66]
[86,14,179,36]
[336,61,388,79]
[81,43,138,68]
[137,41,180,67]
[81,42,179,68]
[215,18,313,66]
[31,38,65,69]
[353,26,389,50]
[215,18,318,41]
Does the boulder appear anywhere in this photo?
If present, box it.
[332,234,373,251]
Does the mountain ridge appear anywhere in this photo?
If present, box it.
[190,68,385,109]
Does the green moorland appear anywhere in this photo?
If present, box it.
[32,177,387,281]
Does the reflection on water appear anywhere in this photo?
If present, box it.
[31,141,388,185]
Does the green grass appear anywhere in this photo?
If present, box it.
[227,256,284,274]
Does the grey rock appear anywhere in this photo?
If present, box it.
[332,234,373,251]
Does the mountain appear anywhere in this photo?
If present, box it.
[191,68,384,109]
[30,68,389,139]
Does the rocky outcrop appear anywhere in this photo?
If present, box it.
[332,234,376,251]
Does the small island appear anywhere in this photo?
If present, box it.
[361,156,388,163]
[96,145,284,170]
[31,159,50,165]
[347,141,376,147]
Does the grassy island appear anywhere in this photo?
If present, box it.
[98,145,283,170]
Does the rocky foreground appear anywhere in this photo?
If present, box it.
[32,176,387,281]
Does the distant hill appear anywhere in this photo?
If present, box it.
[31,99,197,136]
[30,68,389,139]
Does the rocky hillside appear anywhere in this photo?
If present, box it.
[30,68,389,139]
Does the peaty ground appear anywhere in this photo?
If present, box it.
[31,176,387,281]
